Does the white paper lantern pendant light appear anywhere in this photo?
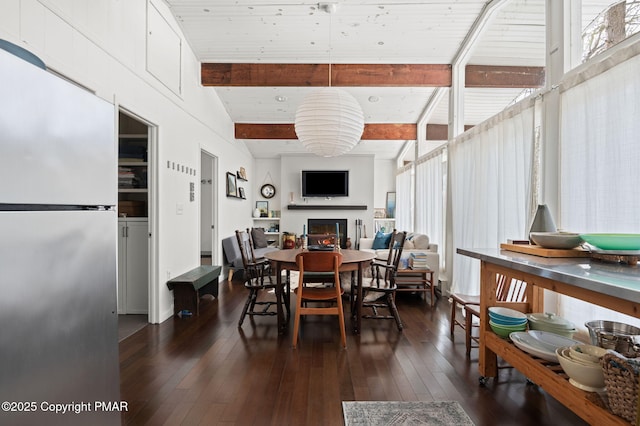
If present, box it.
[295,87,364,157]
[294,4,365,157]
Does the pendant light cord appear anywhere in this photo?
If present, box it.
[328,8,332,87]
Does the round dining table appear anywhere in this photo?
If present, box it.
[264,248,375,334]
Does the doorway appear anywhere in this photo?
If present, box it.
[200,150,218,265]
[117,110,154,333]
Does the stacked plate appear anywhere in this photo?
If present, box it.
[489,307,528,338]
[510,330,582,362]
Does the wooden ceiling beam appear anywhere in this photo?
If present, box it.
[361,124,416,140]
[235,123,464,141]
[427,123,474,140]
[235,124,297,139]
[202,63,543,88]
[202,64,329,87]
[426,124,449,141]
[465,65,545,88]
[333,64,451,87]
[203,64,451,87]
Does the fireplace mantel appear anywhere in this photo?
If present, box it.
[287,205,367,210]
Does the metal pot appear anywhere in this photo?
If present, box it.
[585,320,640,356]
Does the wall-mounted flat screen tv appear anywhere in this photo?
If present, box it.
[301,170,349,197]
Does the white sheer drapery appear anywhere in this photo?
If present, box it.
[415,148,446,266]
[449,100,536,296]
[559,51,640,330]
[395,165,413,232]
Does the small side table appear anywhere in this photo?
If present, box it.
[395,268,436,307]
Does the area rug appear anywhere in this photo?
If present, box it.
[342,401,475,426]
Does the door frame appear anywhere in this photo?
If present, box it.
[117,106,158,323]
[200,149,219,264]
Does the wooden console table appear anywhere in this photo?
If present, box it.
[395,268,436,306]
[458,248,640,425]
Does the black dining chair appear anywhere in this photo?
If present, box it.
[235,229,278,327]
[355,229,407,331]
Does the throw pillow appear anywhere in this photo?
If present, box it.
[372,231,392,249]
[403,239,415,250]
[251,228,269,248]
[412,234,430,249]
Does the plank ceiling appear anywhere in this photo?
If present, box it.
[165,0,614,159]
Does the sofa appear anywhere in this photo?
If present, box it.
[221,229,279,281]
[359,232,440,285]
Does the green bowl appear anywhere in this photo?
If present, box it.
[580,234,640,251]
[489,321,527,339]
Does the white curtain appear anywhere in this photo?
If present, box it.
[558,51,640,330]
[415,148,446,266]
[449,100,536,296]
[395,165,413,232]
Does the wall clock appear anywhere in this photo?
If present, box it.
[260,183,276,199]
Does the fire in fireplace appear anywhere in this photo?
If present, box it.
[307,219,348,249]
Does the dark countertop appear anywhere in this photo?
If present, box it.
[457,248,640,304]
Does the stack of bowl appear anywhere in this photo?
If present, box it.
[489,307,528,339]
[528,312,577,338]
[556,344,608,392]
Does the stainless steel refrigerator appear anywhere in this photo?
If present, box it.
[0,49,120,424]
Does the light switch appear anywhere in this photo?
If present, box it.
[176,203,184,215]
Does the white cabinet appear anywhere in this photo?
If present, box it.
[118,218,148,314]
[253,217,281,247]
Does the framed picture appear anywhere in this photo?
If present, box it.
[226,172,237,197]
[237,167,247,181]
[374,208,386,218]
[238,187,246,199]
[386,192,396,218]
[256,201,269,217]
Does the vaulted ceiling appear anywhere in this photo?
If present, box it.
[165,0,612,159]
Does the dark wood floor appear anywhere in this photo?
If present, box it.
[119,276,587,425]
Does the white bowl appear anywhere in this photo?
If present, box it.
[560,347,597,367]
[569,344,607,364]
[488,306,527,320]
[556,347,605,392]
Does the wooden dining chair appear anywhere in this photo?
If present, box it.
[450,292,480,336]
[462,274,528,356]
[235,229,278,327]
[356,230,407,331]
[292,251,346,349]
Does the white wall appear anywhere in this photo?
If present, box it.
[373,159,397,212]
[0,0,255,323]
[1,0,398,322]
[254,156,397,244]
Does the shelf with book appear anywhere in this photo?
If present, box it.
[118,113,149,218]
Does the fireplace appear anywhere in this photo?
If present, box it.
[308,219,347,249]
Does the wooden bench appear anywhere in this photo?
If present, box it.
[166,265,221,316]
